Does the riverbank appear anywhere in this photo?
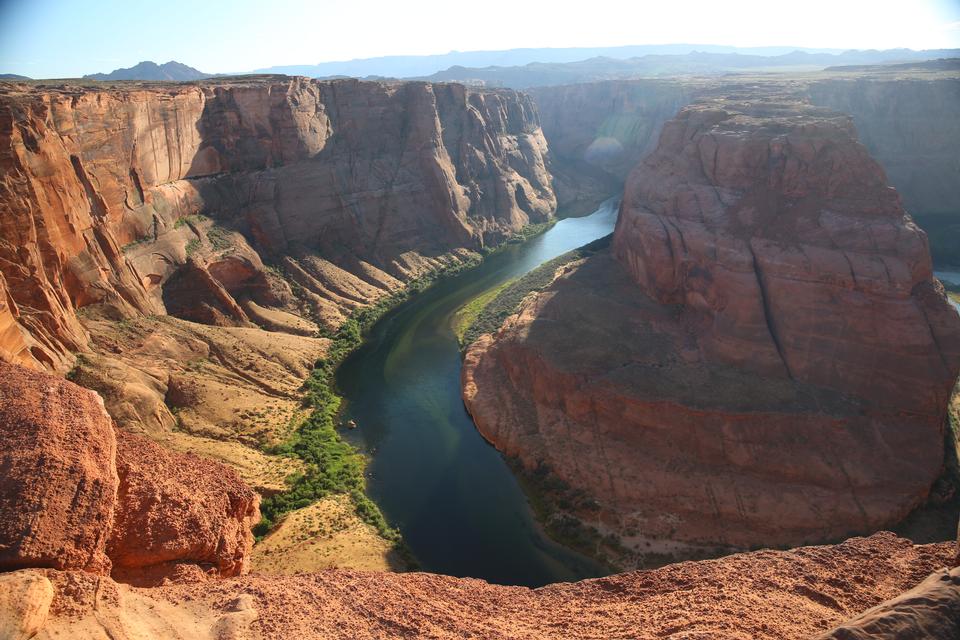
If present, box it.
[252,215,575,572]
[335,199,620,585]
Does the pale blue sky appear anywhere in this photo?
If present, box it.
[2,0,959,78]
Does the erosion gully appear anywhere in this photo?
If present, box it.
[336,198,619,586]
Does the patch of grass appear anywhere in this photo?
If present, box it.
[206,225,233,251]
[185,238,201,256]
[174,214,210,229]
[452,280,512,343]
[461,233,612,347]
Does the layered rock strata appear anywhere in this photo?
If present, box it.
[463,97,960,556]
[530,79,703,215]
[0,76,555,372]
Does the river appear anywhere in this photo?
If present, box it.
[336,198,619,586]
[935,271,960,313]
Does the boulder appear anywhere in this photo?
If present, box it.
[0,361,117,573]
[107,429,260,585]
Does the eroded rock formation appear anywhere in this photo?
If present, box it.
[817,566,960,640]
[463,96,960,557]
[109,429,260,585]
[0,361,259,583]
[0,361,117,573]
[0,76,555,372]
[807,76,960,219]
[530,79,703,215]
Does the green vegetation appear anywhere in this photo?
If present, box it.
[174,213,210,229]
[206,224,233,251]
[452,279,512,343]
[254,252,484,555]
[508,458,619,570]
[184,238,201,256]
[460,233,612,347]
[482,219,557,256]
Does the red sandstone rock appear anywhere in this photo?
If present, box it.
[817,566,960,639]
[107,429,260,585]
[0,361,260,584]
[463,97,960,555]
[0,361,118,573]
[0,77,555,370]
[29,533,957,639]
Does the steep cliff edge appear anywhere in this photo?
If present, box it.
[2,274,959,639]
[807,76,960,221]
[531,71,960,259]
[0,77,556,560]
[463,96,960,561]
[0,76,555,373]
[530,80,703,215]
[808,75,960,266]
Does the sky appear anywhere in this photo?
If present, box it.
[1,0,959,78]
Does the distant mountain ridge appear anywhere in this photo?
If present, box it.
[84,60,209,81]
[253,45,959,84]
[417,48,960,88]
[253,44,847,78]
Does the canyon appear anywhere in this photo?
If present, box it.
[1,63,959,638]
[0,75,554,510]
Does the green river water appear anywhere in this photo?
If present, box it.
[336,199,619,586]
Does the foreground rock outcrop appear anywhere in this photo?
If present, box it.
[7,533,954,639]
[109,429,260,585]
[463,96,960,559]
[0,361,117,573]
[816,565,960,640]
[0,361,259,583]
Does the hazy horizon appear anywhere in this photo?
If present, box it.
[1,0,959,78]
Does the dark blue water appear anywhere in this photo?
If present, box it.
[336,199,619,586]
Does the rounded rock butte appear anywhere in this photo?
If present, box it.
[463,96,960,554]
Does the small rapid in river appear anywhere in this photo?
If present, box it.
[336,199,619,586]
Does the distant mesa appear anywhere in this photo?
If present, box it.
[84,60,210,81]
[0,73,30,80]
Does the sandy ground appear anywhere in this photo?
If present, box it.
[251,495,403,574]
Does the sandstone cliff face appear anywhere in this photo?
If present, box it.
[463,97,960,555]
[531,73,960,232]
[0,362,259,583]
[807,77,960,218]
[0,77,555,371]
[530,80,702,214]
